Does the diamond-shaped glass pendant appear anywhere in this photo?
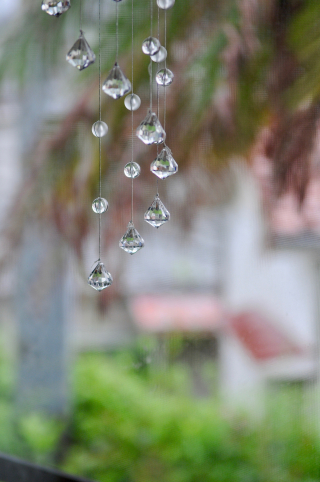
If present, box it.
[41,0,71,17]
[144,194,170,228]
[102,62,131,99]
[136,110,166,145]
[88,261,113,291]
[150,146,178,179]
[66,30,95,71]
[119,221,144,254]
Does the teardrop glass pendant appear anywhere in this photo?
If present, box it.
[144,194,170,228]
[66,30,95,71]
[41,0,71,16]
[119,222,144,254]
[156,68,174,86]
[136,110,166,145]
[150,146,178,179]
[142,37,161,56]
[102,63,132,99]
[88,261,113,291]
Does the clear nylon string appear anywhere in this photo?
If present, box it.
[116,0,119,63]
[131,0,134,222]
[164,9,167,132]
[79,0,82,31]
[149,0,153,111]
[98,0,101,260]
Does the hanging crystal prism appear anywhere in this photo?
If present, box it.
[88,261,113,291]
[66,30,95,71]
[156,68,174,86]
[150,146,178,179]
[144,194,170,228]
[136,110,166,145]
[102,62,131,99]
[92,198,109,214]
[124,162,141,178]
[41,0,71,17]
[119,221,144,254]
[142,37,161,56]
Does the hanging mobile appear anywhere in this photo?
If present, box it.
[151,7,177,179]
[66,0,95,71]
[143,1,171,229]
[102,0,131,99]
[41,0,71,17]
[88,0,113,290]
[120,0,144,255]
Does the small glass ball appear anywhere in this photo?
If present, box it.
[156,68,174,86]
[142,37,161,56]
[92,121,108,138]
[157,0,175,9]
[151,46,167,63]
[124,94,141,111]
[124,162,141,179]
[92,197,109,214]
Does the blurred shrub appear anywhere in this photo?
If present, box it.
[61,352,320,482]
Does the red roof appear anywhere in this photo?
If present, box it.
[229,311,301,361]
[130,295,224,333]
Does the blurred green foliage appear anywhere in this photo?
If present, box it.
[0,343,319,481]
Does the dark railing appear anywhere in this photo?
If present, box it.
[0,453,93,482]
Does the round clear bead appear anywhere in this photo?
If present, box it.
[124,162,141,179]
[92,197,109,214]
[157,0,175,9]
[92,121,108,138]
[151,46,167,63]
[124,94,141,111]
[156,68,174,86]
[142,37,161,56]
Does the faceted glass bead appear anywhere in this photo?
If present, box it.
[92,197,109,214]
[124,93,141,111]
[102,63,131,99]
[136,110,166,145]
[151,46,167,63]
[142,37,161,56]
[88,261,113,291]
[156,68,174,86]
[144,194,170,228]
[157,0,175,9]
[124,162,141,178]
[66,31,95,71]
[41,0,71,16]
[92,121,108,137]
[150,146,178,179]
[119,222,144,254]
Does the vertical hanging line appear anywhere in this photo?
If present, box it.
[164,9,167,133]
[79,0,82,32]
[98,0,102,260]
[131,0,134,223]
[149,0,153,112]
[116,0,119,63]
